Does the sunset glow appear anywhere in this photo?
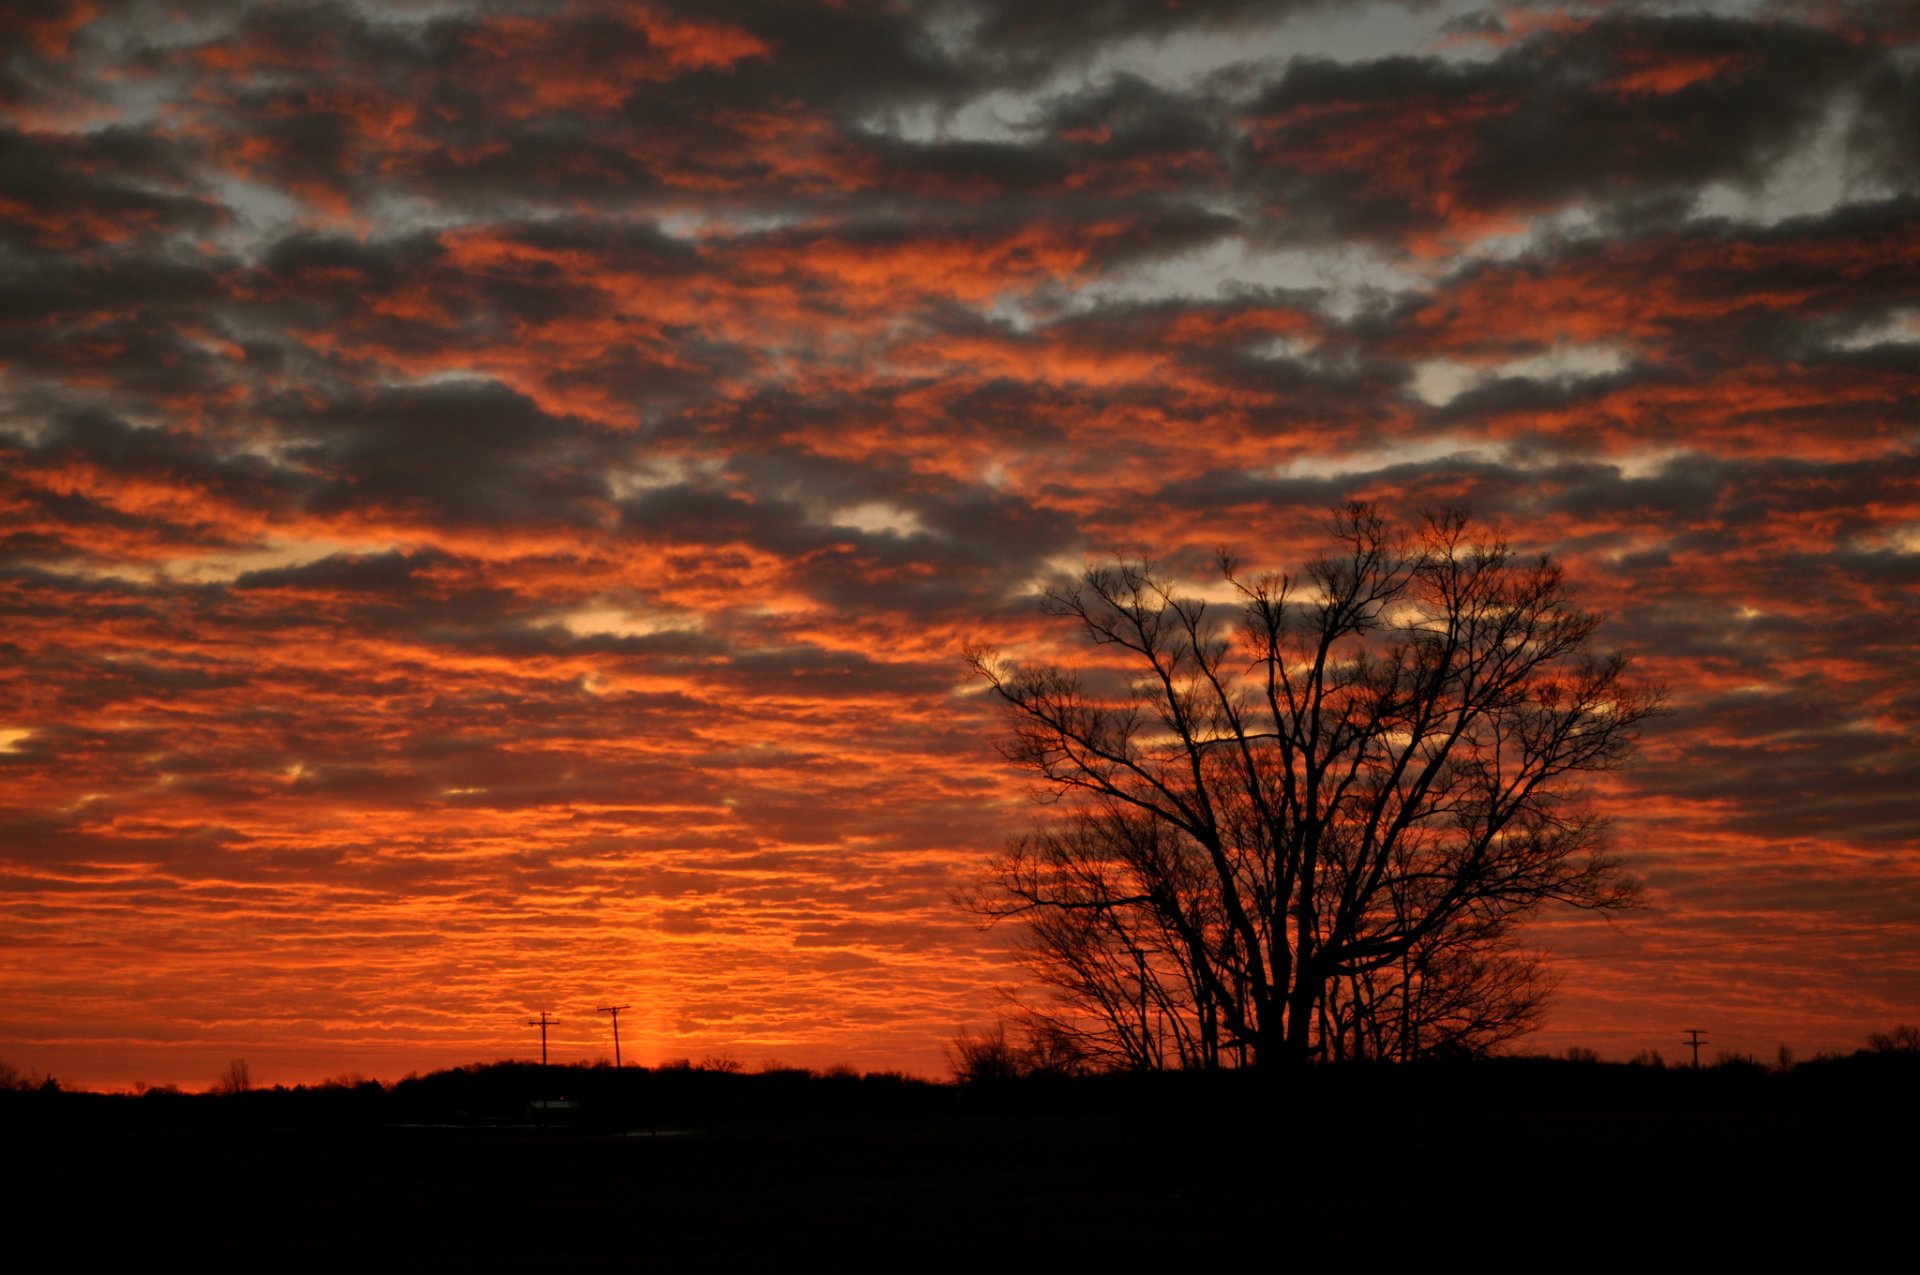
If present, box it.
[2,0,1916,1090]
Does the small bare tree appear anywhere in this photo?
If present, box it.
[947,1018,1090,1081]
[1867,1025,1920,1053]
[947,1024,1028,1083]
[211,1058,253,1095]
[964,504,1657,1068]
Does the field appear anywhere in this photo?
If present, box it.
[6,1059,1911,1263]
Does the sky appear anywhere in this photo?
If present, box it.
[2,0,1916,1091]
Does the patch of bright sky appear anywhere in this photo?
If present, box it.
[340,0,477,25]
[657,208,811,240]
[1448,203,1607,263]
[384,370,499,393]
[1825,308,1920,352]
[211,162,517,263]
[1013,550,1096,602]
[1064,236,1418,320]
[205,177,310,261]
[85,1,243,56]
[881,1,1491,145]
[21,553,252,589]
[871,91,1031,146]
[1694,94,1857,226]
[1411,342,1632,406]
[11,508,358,585]
[829,500,928,538]
[1252,334,1318,360]
[552,601,704,640]
[1087,0,1496,84]
[159,535,388,586]
[1273,432,1489,480]
[605,455,725,500]
[50,5,239,130]
[1886,524,1920,555]
[356,188,478,238]
[0,412,53,448]
[0,728,32,753]
[1610,445,1690,481]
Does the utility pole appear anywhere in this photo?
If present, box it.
[598,1004,631,1067]
[1683,1027,1708,1069]
[527,1010,558,1067]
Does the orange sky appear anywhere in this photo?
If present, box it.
[2,0,1917,1090]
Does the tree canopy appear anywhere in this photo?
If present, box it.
[964,505,1660,1068]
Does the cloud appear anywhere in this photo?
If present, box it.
[1236,13,1867,252]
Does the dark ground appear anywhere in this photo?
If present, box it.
[6,1058,1912,1264]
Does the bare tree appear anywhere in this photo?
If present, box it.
[1324,914,1558,1062]
[1867,1025,1920,1053]
[947,1017,1091,1081]
[964,505,1657,1069]
[211,1057,253,1095]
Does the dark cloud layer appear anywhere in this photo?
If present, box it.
[1,0,1916,1086]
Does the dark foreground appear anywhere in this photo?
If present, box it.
[7,1057,1912,1264]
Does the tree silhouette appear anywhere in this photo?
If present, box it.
[964,505,1658,1068]
[212,1058,253,1095]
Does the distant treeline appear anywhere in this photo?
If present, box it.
[4,1043,1917,1133]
